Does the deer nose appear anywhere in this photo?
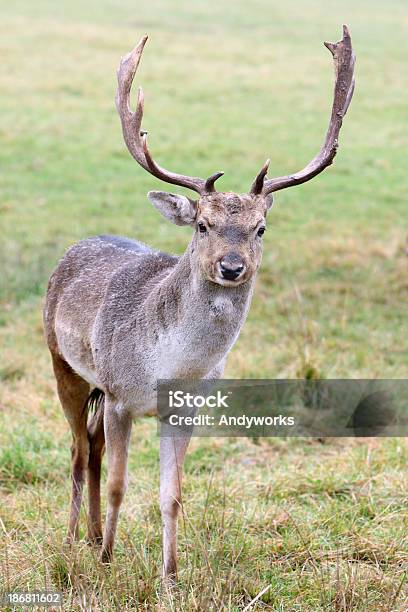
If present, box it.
[219,254,245,281]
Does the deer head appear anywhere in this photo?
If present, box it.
[116,27,355,286]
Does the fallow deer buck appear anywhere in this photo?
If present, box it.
[44,26,355,579]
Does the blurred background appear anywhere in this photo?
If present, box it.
[0,0,407,609]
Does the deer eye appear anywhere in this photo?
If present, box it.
[257,226,266,237]
[198,222,207,234]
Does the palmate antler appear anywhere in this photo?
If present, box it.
[117,27,355,198]
[116,35,224,196]
[250,25,355,195]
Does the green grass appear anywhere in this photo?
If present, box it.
[0,0,407,609]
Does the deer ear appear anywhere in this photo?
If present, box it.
[147,191,197,226]
[265,193,274,210]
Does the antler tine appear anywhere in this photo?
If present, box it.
[250,159,270,195]
[116,36,149,168]
[205,171,225,192]
[252,25,355,196]
[116,36,223,195]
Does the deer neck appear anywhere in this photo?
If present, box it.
[152,242,255,378]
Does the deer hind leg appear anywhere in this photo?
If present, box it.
[51,353,90,542]
[160,432,192,580]
[87,396,105,544]
[101,398,132,563]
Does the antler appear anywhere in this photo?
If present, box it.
[116,36,224,195]
[250,25,355,196]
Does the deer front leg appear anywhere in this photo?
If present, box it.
[101,399,132,563]
[160,432,191,581]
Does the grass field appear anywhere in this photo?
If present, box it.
[0,0,407,609]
